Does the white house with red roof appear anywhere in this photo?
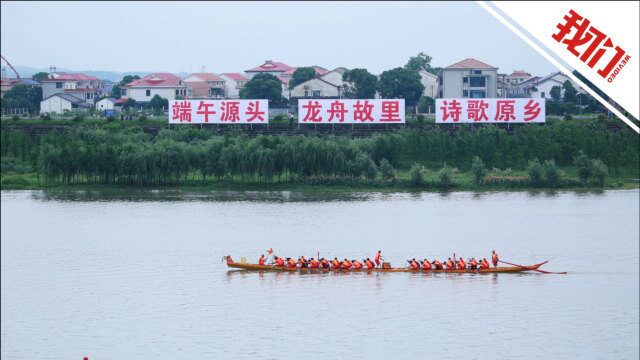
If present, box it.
[219,73,249,99]
[183,73,226,99]
[40,72,101,105]
[244,60,293,79]
[288,67,347,99]
[442,58,498,98]
[529,71,584,99]
[506,70,532,85]
[121,73,186,102]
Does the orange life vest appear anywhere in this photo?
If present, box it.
[259,257,266,265]
[458,260,466,269]
[353,261,362,269]
[480,260,489,269]
[287,259,296,267]
[434,260,442,269]
[410,261,419,270]
[275,258,284,267]
[492,253,499,264]
[332,259,340,268]
[422,261,432,270]
[375,253,381,262]
[470,259,478,267]
[310,260,319,268]
[365,260,374,269]
[342,260,351,269]
[446,260,454,270]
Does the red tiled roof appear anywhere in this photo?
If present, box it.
[221,73,248,81]
[41,73,100,82]
[185,73,225,82]
[276,76,289,85]
[245,60,293,73]
[507,70,531,77]
[445,58,497,69]
[126,73,182,87]
[282,66,329,76]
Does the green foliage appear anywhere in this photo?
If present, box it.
[471,156,487,184]
[120,75,141,85]
[11,115,20,122]
[111,84,122,99]
[418,96,435,113]
[149,95,168,110]
[543,159,562,187]
[351,153,378,179]
[72,114,85,123]
[240,73,283,102]
[404,52,433,73]
[106,116,115,122]
[574,151,592,182]
[590,159,608,186]
[1,84,43,113]
[378,67,425,106]
[342,68,377,99]
[138,115,148,121]
[288,67,316,89]
[409,163,425,187]
[123,98,137,109]
[32,72,50,82]
[436,164,455,188]
[550,86,562,101]
[527,158,544,186]
[562,80,578,103]
[379,158,396,180]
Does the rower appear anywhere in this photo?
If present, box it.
[445,258,455,270]
[342,258,352,269]
[275,256,285,267]
[492,250,499,268]
[364,258,375,269]
[469,258,478,270]
[374,250,383,268]
[480,258,490,269]
[320,258,330,268]
[422,259,432,270]
[457,257,466,270]
[298,256,308,268]
[286,258,296,268]
[332,257,341,269]
[409,259,419,271]
[258,254,266,265]
[432,260,443,270]
[353,259,363,270]
[309,258,319,268]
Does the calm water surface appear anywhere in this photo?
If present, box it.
[1,189,638,359]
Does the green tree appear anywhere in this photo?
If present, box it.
[149,95,168,110]
[288,67,316,89]
[379,158,396,180]
[112,84,122,99]
[405,52,433,73]
[550,85,562,101]
[527,158,544,186]
[543,159,562,187]
[418,96,435,113]
[378,67,424,105]
[32,72,50,82]
[574,151,591,182]
[409,163,426,187]
[120,75,141,85]
[562,80,578,103]
[471,156,487,184]
[240,73,283,102]
[590,159,608,186]
[436,164,455,188]
[123,98,137,109]
[342,68,377,99]
[1,84,43,113]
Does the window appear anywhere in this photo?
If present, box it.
[469,90,486,98]
[304,90,309,97]
[121,89,126,96]
[56,82,63,89]
[146,90,151,96]
[469,77,486,87]
[312,90,321,97]
[541,92,545,98]
[463,77,468,84]
[474,70,482,75]
[463,90,469,98]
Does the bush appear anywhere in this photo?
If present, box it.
[471,156,487,184]
[527,158,544,186]
[138,115,148,121]
[574,151,591,182]
[11,115,20,122]
[436,164,455,189]
[43,114,51,121]
[543,159,562,187]
[350,153,378,179]
[106,116,115,122]
[379,158,396,180]
[72,114,85,123]
[591,159,608,186]
[409,163,425,187]
[416,114,425,123]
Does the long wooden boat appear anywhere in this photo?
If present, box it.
[225,256,548,274]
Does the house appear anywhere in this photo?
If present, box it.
[280,66,329,80]
[40,93,90,114]
[183,73,226,99]
[219,73,249,99]
[442,58,498,98]
[529,71,584,99]
[121,73,186,102]
[419,70,439,98]
[244,60,293,79]
[288,67,347,99]
[1,78,18,98]
[508,76,541,98]
[40,72,101,106]
[100,79,116,96]
[505,70,532,85]
[96,98,116,111]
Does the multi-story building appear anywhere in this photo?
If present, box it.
[183,73,226,99]
[419,70,440,98]
[244,60,293,79]
[288,67,347,99]
[121,73,186,102]
[442,58,498,98]
[40,72,100,106]
[219,73,249,99]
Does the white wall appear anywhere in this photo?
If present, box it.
[530,74,584,99]
[290,78,340,98]
[96,100,115,110]
[419,71,439,98]
[40,96,72,114]
[220,76,245,99]
[127,87,178,102]
[319,71,344,87]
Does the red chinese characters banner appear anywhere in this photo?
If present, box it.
[436,98,545,124]
[169,99,268,124]
[298,99,405,124]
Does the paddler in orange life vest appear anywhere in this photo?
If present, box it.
[275,256,285,267]
[409,258,420,270]
[342,259,352,269]
[286,258,296,268]
[480,258,490,269]
[445,258,455,270]
[332,257,341,269]
[457,257,466,270]
[422,259,432,270]
[352,259,363,270]
[364,258,375,269]
[320,258,330,268]
[432,259,443,270]
[309,258,319,269]
[492,250,499,268]
[469,258,478,270]
[374,251,383,268]
[258,254,266,266]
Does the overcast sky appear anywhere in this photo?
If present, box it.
[1,1,556,75]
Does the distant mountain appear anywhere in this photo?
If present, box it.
[10,65,189,82]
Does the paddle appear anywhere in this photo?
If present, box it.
[499,260,567,274]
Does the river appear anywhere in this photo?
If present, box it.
[1,189,638,359]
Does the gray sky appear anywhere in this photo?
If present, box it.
[1,1,555,75]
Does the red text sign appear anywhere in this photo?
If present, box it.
[297,99,405,124]
[436,98,545,123]
[169,100,268,124]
